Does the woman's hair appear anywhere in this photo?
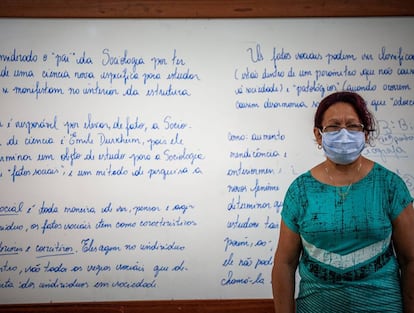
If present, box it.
[314,91,377,144]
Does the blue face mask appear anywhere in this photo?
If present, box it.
[320,128,365,165]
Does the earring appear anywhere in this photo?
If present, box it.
[317,144,322,150]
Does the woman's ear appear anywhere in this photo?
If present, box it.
[314,127,322,146]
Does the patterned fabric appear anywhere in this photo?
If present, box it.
[281,163,413,313]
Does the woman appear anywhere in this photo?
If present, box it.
[272,91,414,312]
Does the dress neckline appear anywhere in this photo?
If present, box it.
[308,161,377,188]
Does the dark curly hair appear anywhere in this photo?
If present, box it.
[314,91,377,144]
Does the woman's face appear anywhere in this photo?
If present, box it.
[314,101,362,145]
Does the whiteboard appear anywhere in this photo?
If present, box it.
[0,17,413,304]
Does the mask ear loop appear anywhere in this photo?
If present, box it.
[317,129,323,149]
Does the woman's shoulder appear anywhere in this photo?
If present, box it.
[369,161,407,185]
[287,169,319,192]
[309,162,329,185]
[290,169,313,183]
[370,161,400,179]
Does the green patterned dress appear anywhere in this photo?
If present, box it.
[281,163,413,313]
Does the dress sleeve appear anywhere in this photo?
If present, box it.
[281,174,307,233]
[388,170,414,221]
